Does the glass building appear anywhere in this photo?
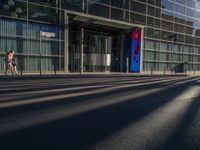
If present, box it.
[0,0,200,73]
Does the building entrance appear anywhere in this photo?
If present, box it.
[84,34,112,72]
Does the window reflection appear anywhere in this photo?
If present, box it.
[162,10,174,21]
[186,8,195,18]
[175,0,186,5]
[29,0,59,7]
[174,13,185,24]
[28,4,59,24]
[186,0,196,9]
[175,4,185,15]
[162,0,174,11]
[0,0,27,19]
[61,0,83,12]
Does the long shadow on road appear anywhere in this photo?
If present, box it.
[0,78,198,150]
[0,77,193,118]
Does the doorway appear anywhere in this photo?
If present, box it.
[84,34,112,72]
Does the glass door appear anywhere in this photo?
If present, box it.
[84,35,112,72]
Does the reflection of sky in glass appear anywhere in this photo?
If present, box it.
[162,0,200,35]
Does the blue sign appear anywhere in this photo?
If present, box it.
[131,29,141,72]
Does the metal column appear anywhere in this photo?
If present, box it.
[120,34,125,72]
[39,31,42,75]
[80,27,84,74]
[64,12,69,74]
[140,28,144,73]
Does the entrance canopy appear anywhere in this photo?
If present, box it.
[65,10,144,31]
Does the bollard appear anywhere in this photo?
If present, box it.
[194,68,196,75]
[20,63,23,76]
[164,67,166,75]
[54,65,57,75]
[185,68,187,76]
[40,67,42,76]
[151,66,153,75]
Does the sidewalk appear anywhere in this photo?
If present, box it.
[0,71,194,81]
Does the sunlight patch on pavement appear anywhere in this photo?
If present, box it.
[88,86,200,150]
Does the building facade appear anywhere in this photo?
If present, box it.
[0,0,200,73]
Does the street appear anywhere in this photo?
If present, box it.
[0,75,199,150]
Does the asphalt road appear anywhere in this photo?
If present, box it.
[0,75,199,150]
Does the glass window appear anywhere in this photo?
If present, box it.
[30,0,60,7]
[159,62,168,71]
[148,6,155,16]
[144,51,158,60]
[174,13,185,24]
[175,4,185,15]
[195,11,200,20]
[175,0,186,5]
[130,13,146,25]
[174,54,182,62]
[88,2,110,18]
[156,0,161,7]
[111,0,124,8]
[111,8,124,21]
[176,34,184,43]
[161,31,173,41]
[186,8,195,18]
[162,0,174,11]
[194,47,200,54]
[125,0,129,10]
[131,1,146,14]
[161,20,173,31]
[162,10,174,21]
[174,44,183,53]
[0,18,26,36]
[0,0,27,19]
[185,26,194,35]
[90,0,110,5]
[125,11,129,22]
[195,29,200,37]
[155,19,160,28]
[62,0,83,12]
[159,52,168,61]
[145,40,159,49]
[197,3,200,10]
[147,17,154,27]
[148,0,155,5]
[174,24,185,33]
[185,17,194,26]
[146,27,154,38]
[185,36,194,44]
[28,4,60,24]
[193,56,198,62]
[183,54,190,62]
[156,8,161,17]
[186,0,196,9]
[195,38,200,46]
[183,46,192,53]
[161,42,171,51]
